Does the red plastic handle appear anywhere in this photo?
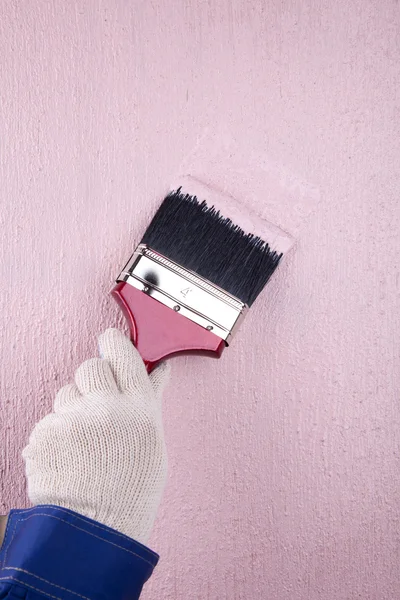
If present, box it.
[111,281,226,372]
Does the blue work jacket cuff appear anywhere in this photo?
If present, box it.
[0,505,158,600]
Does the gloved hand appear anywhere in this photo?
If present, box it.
[22,328,170,544]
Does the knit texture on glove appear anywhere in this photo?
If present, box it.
[22,328,170,544]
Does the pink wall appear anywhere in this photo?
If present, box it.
[1,1,399,598]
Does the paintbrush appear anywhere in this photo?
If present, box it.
[112,176,292,371]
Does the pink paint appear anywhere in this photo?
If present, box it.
[1,1,399,599]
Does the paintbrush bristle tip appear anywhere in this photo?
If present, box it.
[141,181,288,306]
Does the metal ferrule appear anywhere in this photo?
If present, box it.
[116,244,248,344]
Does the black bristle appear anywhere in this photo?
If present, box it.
[141,189,283,306]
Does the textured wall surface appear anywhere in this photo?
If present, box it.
[1,1,400,598]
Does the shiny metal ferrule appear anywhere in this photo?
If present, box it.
[116,244,248,344]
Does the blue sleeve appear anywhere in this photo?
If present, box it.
[0,505,159,600]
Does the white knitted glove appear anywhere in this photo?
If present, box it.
[22,328,170,544]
